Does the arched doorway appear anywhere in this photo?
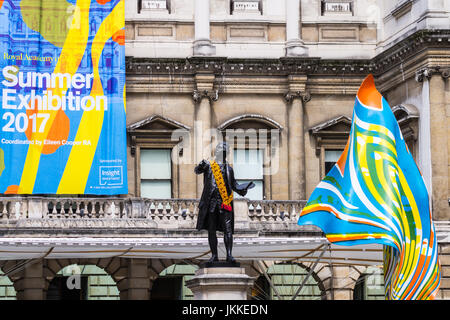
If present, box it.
[0,269,16,300]
[150,264,197,300]
[250,274,271,300]
[46,264,119,300]
[266,263,325,300]
[353,266,384,300]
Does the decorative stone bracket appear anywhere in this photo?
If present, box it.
[284,90,311,103]
[192,89,219,103]
[415,66,450,82]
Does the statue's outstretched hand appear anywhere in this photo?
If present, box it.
[194,159,208,174]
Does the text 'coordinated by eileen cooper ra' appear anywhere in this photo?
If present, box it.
[1,65,108,135]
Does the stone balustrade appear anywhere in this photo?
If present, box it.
[1,196,450,241]
[0,197,308,233]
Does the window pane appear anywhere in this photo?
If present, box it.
[234,180,263,200]
[325,162,336,175]
[233,149,263,180]
[325,149,343,175]
[324,149,342,162]
[140,149,172,179]
[141,180,171,199]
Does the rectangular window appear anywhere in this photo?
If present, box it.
[140,149,172,199]
[233,149,264,200]
[324,149,342,175]
[231,0,262,15]
[321,1,353,15]
[141,0,167,10]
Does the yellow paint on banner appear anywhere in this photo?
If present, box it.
[57,0,124,193]
[18,0,91,194]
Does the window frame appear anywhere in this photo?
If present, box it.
[139,148,173,199]
[128,115,191,199]
[230,0,262,15]
[323,147,344,178]
[321,0,354,16]
[223,134,271,200]
[139,0,171,14]
[232,148,265,201]
[136,145,177,199]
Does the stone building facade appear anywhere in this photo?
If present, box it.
[0,0,449,300]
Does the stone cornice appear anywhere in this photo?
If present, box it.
[125,30,450,94]
[126,56,374,76]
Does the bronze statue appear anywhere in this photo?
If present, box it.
[195,142,254,264]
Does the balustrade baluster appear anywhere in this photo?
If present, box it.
[110,201,116,219]
[0,201,7,220]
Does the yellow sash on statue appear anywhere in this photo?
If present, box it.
[210,160,233,211]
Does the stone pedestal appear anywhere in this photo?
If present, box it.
[186,266,254,300]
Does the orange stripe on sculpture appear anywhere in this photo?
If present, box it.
[336,136,350,176]
[357,74,383,110]
[96,0,112,4]
[0,1,4,11]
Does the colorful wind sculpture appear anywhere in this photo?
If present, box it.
[298,75,440,300]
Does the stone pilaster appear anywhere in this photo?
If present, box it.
[321,265,362,300]
[437,243,450,299]
[15,261,46,300]
[285,76,310,200]
[193,0,215,56]
[117,259,151,300]
[429,71,449,220]
[285,0,308,57]
[193,73,216,197]
[416,66,449,220]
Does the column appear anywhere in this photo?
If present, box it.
[118,259,150,300]
[415,67,449,220]
[285,0,308,57]
[15,261,46,300]
[194,0,216,56]
[287,96,305,200]
[193,73,216,197]
[285,76,309,200]
[428,72,449,220]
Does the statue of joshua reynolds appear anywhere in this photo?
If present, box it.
[195,142,255,264]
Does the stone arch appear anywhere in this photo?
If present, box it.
[150,261,198,300]
[43,258,126,298]
[353,265,385,300]
[322,265,366,300]
[218,114,284,131]
[392,104,419,157]
[251,260,327,300]
[0,261,17,300]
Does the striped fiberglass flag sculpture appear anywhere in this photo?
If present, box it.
[298,75,441,300]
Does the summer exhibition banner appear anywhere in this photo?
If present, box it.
[0,0,127,195]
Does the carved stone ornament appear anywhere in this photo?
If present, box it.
[415,66,450,82]
[284,90,311,103]
[192,89,219,103]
